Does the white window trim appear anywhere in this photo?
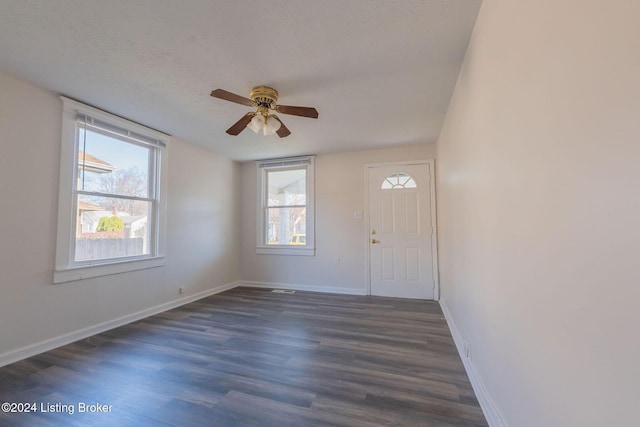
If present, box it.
[256,156,315,256]
[54,97,168,283]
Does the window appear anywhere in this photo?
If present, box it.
[256,157,315,256]
[381,172,417,189]
[54,97,167,283]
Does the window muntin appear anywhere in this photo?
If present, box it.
[256,157,315,256]
[381,172,417,189]
[55,97,167,282]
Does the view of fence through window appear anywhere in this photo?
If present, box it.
[75,127,153,261]
[266,168,306,245]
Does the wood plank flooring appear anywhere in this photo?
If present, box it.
[0,287,487,426]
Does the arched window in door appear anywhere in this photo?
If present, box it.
[380,172,417,189]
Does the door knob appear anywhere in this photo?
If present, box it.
[371,239,379,244]
[371,229,377,235]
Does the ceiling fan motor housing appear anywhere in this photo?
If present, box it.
[250,85,278,109]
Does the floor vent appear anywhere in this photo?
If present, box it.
[271,289,296,294]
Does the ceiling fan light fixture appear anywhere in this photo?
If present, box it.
[263,115,281,135]
[247,114,265,133]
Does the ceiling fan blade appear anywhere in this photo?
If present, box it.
[271,115,291,138]
[226,113,255,135]
[275,105,319,119]
[211,89,255,107]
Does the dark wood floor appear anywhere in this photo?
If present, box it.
[0,287,487,426]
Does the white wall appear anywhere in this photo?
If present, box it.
[0,71,240,363]
[437,0,640,426]
[239,144,435,293]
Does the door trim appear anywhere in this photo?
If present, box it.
[364,159,439,300]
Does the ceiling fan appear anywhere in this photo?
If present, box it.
[210,86,318,138]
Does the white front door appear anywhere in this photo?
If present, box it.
[368,163,435,299]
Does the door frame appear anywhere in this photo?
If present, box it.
[364,159,439,300]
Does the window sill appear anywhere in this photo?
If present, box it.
[256,247,315,256]
[53,256,165,284]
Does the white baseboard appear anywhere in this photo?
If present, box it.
[439,298,506,427]
[0,281,240,368]
[237,280,367,296]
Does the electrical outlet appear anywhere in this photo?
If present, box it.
[334,257,340,265]
[179,287,184,294]
[464,342,471,360]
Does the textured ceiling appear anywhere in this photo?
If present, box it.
[0,0,481,161]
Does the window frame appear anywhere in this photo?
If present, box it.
[54,97,168,283]
[256,156,315,256]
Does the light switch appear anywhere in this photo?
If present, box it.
[353,211,363,219]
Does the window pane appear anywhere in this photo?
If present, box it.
[267,207,306,245]
[404,178,417,188]
[267,168,306,206]
[76,194,152,261]
[77,128,151,198]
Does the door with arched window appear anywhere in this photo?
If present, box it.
[367,162,436,299]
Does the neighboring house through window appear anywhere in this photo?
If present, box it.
[54,97,168,283]
[256,156,315,256]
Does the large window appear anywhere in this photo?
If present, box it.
[54,97,167,283]
[256,157,315,256]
